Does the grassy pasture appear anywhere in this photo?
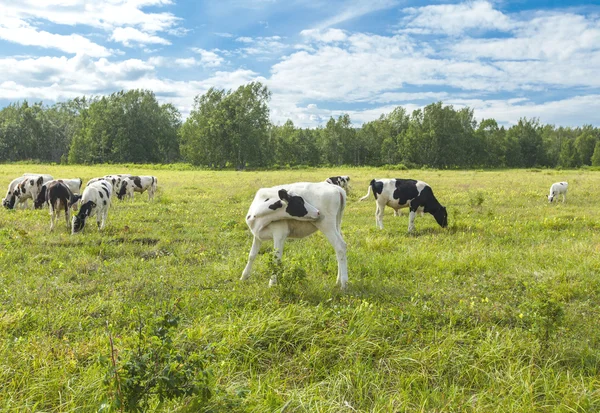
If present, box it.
[1,165,600,412]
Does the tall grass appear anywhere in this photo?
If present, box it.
[1,166,599,412]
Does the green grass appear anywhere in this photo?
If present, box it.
[1,165,600,412]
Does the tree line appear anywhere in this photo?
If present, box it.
[1,82,599,169]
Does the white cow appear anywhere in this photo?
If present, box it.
[72,180,113,233]
[116,176,157,201]
[241,182,348,289]
[548,182,568,203]
[34,178,83,209]
[8,174,53,209]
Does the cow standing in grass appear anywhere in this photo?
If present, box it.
[241,182,348,289]
[72,180,112,234]
[360,178,448,232]
[548,182,568,203]
[116,176,157,201]
[6,174,53,209]
[3,176,28,209]
[44,180,81,231]
[34,179,83,209]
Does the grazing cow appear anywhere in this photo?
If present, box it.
[116,176,157,201]
[326,176,350,191]
[360,178,448,232]
[8,174,53,209]
[104,174,132,195]
[44,180,81,231]
[34,178,83,209]
[86,175,131,196]
[3,176,28,209]
[548,182,568,203]
[241,182,348,288]
[72,180,113,233]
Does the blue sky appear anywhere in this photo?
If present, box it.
[1,0,599,127]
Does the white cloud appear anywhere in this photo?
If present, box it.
[190,48,225,67]
[301,28,347,43]
[234,36,287,56]
[174,57,197,68]
[0,0,180,32]
[0,16,111,57]
[110,27,170,47]
[401,1,513,35]
[451,13,600,61]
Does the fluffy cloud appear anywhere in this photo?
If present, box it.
[0,0,179,32]
[0,16,111,57]
[0,0,180,54]
[300,28,347,43]
[192,48,225,67]
[401,1,513,35]
[110,27,171,47]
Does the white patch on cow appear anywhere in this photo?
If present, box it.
[241,182,348,289]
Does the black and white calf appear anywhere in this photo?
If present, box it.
[86,175,131,196]
[44,180,81,231]
[6,174,53,209]
[116,176,157,201]
[72,180,113,233]
[548,182,568,203]
[326,176,350,191]
[34,178,83,209]
[3,176,27,208]
[360,178,448,232]
[241,182,348,288]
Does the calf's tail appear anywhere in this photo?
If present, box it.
[359,180,375,201]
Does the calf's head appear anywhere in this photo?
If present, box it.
[117,181,128,200]
[246,189,320,224]
[71,201,95,234]
[34,186,47,209]
[433,206,448,228]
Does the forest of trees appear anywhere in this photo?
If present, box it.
[1,82,599,169]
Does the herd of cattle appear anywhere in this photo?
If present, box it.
[2,173,157,233]
[2,172,568,289]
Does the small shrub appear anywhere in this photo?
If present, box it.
[520,286,565,351]
[102,311,212,412]
[469,191,485,207]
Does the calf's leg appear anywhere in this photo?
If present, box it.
[269,231,288,287]
[241,236,262,281]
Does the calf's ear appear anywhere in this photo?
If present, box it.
[278,189,290,202]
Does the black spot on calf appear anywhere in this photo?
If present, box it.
[278,189,309,217]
